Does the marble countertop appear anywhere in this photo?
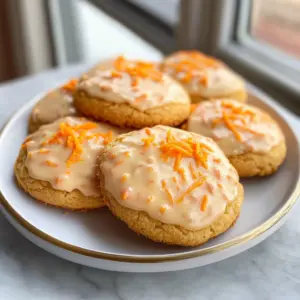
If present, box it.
[0,65,300,300]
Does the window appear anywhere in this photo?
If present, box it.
[126,0,180,27]
[251,0,300,59]
[187,0,300,114]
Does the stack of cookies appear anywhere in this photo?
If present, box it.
[14,51,286,246]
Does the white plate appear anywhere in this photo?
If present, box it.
[0,87,299,272]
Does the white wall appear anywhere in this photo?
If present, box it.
[73,0,162,64]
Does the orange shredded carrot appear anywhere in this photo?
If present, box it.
[62,79,78,93]
[223,113,242,141]
[174,153,182,171]
[142,135,155,147]
[39,149,50,154]
[188,162,197,180]
[234,123,265,136]
[176,177,205,203]
[164,51,219,84]
[178,167,186,182]
[200,195,208,211]
[45,160,57,167]
[207,183,214,195]
[74,122,98,130]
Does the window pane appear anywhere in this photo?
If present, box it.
[126,0,180,26]
[251,0,300,59]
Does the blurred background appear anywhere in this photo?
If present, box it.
[0,0,299,112]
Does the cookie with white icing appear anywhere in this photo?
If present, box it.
[98,126,244,246]
[74,56,191,128]
[16,117,127,210]
[28,79,79,133]
[161,50,247,103]
[186,99,286,177]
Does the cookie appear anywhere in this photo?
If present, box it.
[98,126,244,246]
[15,117,127,210]
[160,50,247,103]
[186,99,286,177]
[74,56,191,128]
[82,58,115,79]
[28,79,78,133]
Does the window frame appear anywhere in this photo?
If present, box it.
[181,0,300,113]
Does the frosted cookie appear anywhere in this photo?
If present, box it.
[74,56,191,128]
[161,50,247,103]
[15,117,127,210]
[28,79,78,133]
[98,126,243,246]
[82,58,115,79]
[187,99,286,177]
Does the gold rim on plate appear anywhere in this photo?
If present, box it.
[0,90,299,263]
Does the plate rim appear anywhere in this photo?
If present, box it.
[0,85,299,263]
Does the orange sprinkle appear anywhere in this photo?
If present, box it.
[115,160,124,167]
[161,179,167,188]
[111,70,122,78]
[214,169,221,180]
[109,153,116,159]
[62,79,78,93]
[121,174,128,182]
[39,149,50,154]
[172,176,177,184]
[217,183,223,189]
[200,195,208,211]
[135,94,147,103]
[176,177,205,203]
[190,104,198,114]
[100,85,111,92]
[121,189,130,200]
[147,196,154,203]
[213,158,221,163]
[45,160,58,167]
[74,122,98,130]
[124,151,131,157]
[145,128,152,136]
[159,206,167,214]
[131,77,138,87]
[66,170,71,175]
[55,177,62,185]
